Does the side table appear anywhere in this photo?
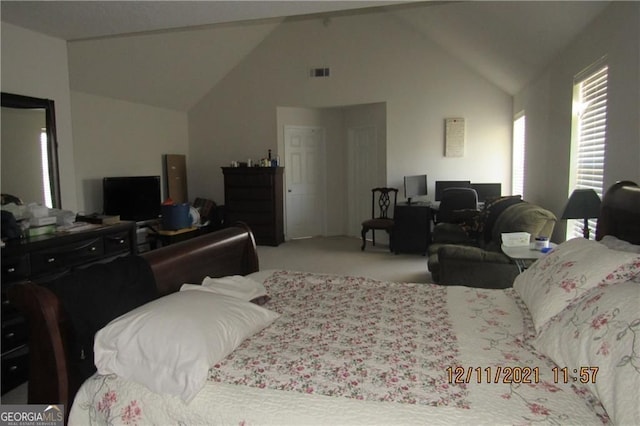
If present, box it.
[501,242,557,273]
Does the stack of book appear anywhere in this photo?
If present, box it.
[26,223,57,238]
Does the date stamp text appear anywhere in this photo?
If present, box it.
[446,366,599,384]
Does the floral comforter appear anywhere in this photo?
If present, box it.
[69,270,609,425]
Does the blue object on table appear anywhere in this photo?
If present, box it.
[161,203,191,230]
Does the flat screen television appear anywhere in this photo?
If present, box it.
[435,180,471,201]
[403,174,428,204]
[103,176,161,222]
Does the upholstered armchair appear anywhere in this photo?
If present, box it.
[427,196,557,288]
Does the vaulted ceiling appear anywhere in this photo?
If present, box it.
[1,1,609,111]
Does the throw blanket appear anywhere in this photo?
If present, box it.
[481,196,523,242]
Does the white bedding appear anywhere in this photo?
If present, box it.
[69,270,609,425]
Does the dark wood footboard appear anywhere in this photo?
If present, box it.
[7,224,259,416]
[142,223,259,295]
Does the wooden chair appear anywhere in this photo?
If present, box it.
[361,187,398,251]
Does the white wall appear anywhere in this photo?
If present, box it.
[70,91,189,214]
[1,23,78,210]
[515,2,640,241]
[273,103,386,236]
[1,24,190,215]
[189,8,512,235]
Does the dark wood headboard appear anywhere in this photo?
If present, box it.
[8,224,259,418]
[595,180,640,244]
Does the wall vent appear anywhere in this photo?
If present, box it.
[310,67,331,78]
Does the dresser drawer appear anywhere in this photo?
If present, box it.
[1,315,27,353]
[30,237,105,275]
[226,211,274,226]
[1,255,30,284]
[225,172,273,187]
[226,199,274,213]
[1,346,28,394]
[225,186,273,201]
[104,231,133,255]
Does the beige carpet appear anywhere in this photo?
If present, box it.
[258,236,433,284]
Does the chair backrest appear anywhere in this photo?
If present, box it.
[437,187,478,223]
[371,187,398,219]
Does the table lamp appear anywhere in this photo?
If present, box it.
[561,189,601,239]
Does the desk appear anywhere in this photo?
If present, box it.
[501,242,557,272]
[148,226,213,248]
[392,203,432,255]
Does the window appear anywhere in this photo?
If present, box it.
[40,128,53,208]
[568,60,608,239]
[512,113,526,197]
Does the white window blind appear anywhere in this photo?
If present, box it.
[568,63,608,239]
[575,65,607,192]
[512,113,526,197]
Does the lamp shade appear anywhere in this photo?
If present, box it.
[561,189,601,220]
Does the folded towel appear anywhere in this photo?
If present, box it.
[180,275,268,303]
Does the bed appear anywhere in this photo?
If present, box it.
[9,181,640,425]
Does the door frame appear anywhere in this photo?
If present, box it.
[347,125,380,238]
[283,125,327,240]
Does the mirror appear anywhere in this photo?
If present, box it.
[1,92,61,209]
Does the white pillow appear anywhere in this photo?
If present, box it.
[94,291,279,402]
[513,237,640,332]
[180,275,268,301]
[533,281,640,425]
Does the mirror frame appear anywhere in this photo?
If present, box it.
[1,92,62,208]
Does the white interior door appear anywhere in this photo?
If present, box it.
[348,126,379,237]
[284,126,326,239]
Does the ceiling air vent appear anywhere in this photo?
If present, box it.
[310,67,331,78]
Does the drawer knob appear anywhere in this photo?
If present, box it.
[90,246,97,251]
[8,365,18,372]
[5,332,15,339]
[47,257,56,263]
[7,267,16,273]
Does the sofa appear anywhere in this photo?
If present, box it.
[427,196,557,288]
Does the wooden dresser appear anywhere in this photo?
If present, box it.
[222,167,284,246]
[0,221,136,394]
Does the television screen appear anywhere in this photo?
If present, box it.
[435,180,471,201]
[103,176,161,222]
[471,183,502,202]
[404,174,428,204]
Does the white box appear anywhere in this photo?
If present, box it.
[28,204,49,218]
[30,216,57,226]
[501,232,531,247]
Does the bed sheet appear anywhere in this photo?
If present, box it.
[69,270,608,425]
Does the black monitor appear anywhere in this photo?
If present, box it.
[435,180,471,201]
[103,176,162,223]
[471,183,502,202]
[403,174,428,204]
